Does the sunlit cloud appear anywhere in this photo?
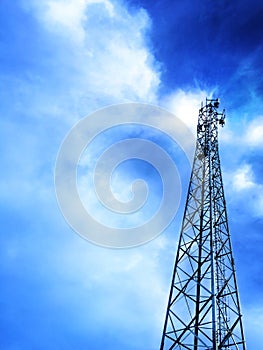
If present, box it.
[232,164,255,191]
[245,116,263,148]
[159,89,211,132]
[24,0,160,106]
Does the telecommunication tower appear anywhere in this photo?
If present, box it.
[160,99,246,349]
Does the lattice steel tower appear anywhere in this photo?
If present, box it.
[160,99,246,349]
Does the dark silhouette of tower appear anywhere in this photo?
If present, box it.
[160,99,246,349]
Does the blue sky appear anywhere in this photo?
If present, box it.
[1,0,263,349]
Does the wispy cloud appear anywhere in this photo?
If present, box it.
[225,163,263,218]
[33,0,115,44]
[232,164,255,191]
[23,0,160,107]
[245,116,263,147]
[159,89,211,132]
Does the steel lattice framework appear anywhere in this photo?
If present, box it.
[160,99,246,350]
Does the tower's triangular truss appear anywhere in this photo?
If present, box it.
[160,99,246,349]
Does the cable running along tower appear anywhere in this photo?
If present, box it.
[160,99,246,349]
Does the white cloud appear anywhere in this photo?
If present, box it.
[226,164,263,217]
[232,164,255,191]
[25,0,160,106]
[160,89,211,132]
[221,115,263,148]
[3,0,162,206]
[27,0,114,44]
[245,116,263,147]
